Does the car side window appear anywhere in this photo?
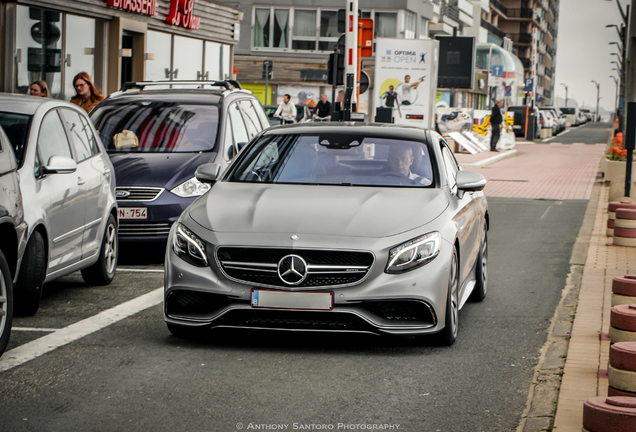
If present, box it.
[38,110,73,168]
[440,141,458,193]
[60,109,97,162]
[238,100,262,139]
[228,103,250,156]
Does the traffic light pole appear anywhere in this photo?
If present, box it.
[343,0,359,121]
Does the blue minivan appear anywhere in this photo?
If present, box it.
[91,81,270,243]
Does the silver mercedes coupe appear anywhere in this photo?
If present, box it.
[163,123,488,345]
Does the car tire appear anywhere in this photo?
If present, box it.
[470,220,488,302]
[14,231,46,316]
[0,249,14,357]
[435,246,459,346]
[81,214,118,286]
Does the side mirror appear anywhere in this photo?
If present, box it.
[42,155,77,175]
[195,163,221,184]
[456,170,486,192]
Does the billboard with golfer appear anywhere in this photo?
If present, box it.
[374,38,439,129]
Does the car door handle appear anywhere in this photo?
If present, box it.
[77,177,86,185]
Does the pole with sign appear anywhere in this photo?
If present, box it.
[343,0,358,121]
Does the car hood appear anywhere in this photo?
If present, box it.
[189,183,449,238]
[109,152,217,188]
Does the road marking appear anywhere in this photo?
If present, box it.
[0,287,163,373]
[117,268,164,273]
[558,129,571,137]
[11,327,59,332]
[541,207,552,219]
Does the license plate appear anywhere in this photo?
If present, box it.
[118,207,147,220]
[251,289,333,311]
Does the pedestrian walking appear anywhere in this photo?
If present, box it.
[29,80,50,98]
[274,94,297,125]
[70,72,105,114]
[490,99,504,152]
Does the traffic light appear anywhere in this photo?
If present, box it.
[327,35,346,86]
[262,60,273,80]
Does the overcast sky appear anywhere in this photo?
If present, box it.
[554,0,628,111]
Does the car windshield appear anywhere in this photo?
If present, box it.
[561,107,575,114]
[91,102,219,153]
[0,112,32,166]
[230,133,435,188]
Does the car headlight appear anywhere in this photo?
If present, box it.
[171,177,211,198]
[173,223,208,266]
[385,232,441,274]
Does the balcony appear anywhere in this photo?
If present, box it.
[481,18,506,39]
[507,8,542,26]
[490,0,508,16]
[544,88,551,99]
[508,33,533,44]
[545,67,553,78]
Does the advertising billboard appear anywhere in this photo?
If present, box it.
[374,38,439,129]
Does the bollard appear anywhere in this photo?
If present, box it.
[608,342,636,396]
[583,397,636,431]
[613,276,636,307]
[610,305,636,343]
[609,202,636,237]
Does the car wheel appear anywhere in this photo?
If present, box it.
[0,249,14,357]
[14,231,46,316]
[470,220,488,302]
[81,214,118,286]
[436,247,459,346]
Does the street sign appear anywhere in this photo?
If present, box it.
[524,78,533,92]
[491,64,503,77]
[488,76,502,87]
[504,85,512,96]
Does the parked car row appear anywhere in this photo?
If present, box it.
[560,107,588,127]
[0,80,271,356]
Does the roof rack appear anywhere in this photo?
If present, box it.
[118,80,243,92]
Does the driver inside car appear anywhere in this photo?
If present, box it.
[386,144,432,185]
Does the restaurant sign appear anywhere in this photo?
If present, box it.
[167,0,200,30]
[107,0,156,16]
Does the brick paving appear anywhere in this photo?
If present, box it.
[455,143,606,200]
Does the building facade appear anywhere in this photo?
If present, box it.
[0,0,240,99]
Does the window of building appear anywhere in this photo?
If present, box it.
[173,36,204,83]
[292,10,316,50]
[420,16,429,39]
[319,10,339,51]
[64,15,95,101]
[254,8,289,49]
[404,11,416,39]
[375,12,398,38]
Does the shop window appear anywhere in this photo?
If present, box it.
[254,8,289,49]
[15,6,64,97]
[146,30,172,84]
[205,41,222,81]
[375,12,397,38]
[221,45,231,80]
[64,15,95,101]
[292,10,316,50]
[173,36,204,84]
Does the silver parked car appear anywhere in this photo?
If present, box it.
[0,94,118,315]
[164,123,489,345]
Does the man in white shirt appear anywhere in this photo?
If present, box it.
[401,75,424,105]
[274,94,297,124]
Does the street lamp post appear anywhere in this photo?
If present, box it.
[611,75,619,119]
[592,80,601,122]
[560,83,568,107]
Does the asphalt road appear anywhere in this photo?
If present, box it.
[544,121,612,144]
[0,197,588,432]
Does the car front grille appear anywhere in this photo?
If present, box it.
[166,290,236,317]
[116,186,164,201]
[216,247,374,289]
[360,300,436,326]
[216,310,372,332]
[119,222,171,237]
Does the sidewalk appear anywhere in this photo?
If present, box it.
[454,142,636,431]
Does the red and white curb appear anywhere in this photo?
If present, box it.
[610,305,636,343]
[608,342,636,397]
[583,397,636,431]
[613,276,636,307]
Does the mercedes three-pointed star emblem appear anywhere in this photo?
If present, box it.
[277,254,308,285]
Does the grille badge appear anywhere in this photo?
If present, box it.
[278,255,308,286]
[291,235,299,240]
[116,190,131,198]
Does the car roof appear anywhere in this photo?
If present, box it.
[0,93,79,115]
[261,122,430,141]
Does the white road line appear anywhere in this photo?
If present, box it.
[12,327,59,332]
[557,129,571,137]
[117,268,164,273]
[0,287,163,373]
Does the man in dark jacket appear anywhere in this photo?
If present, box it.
[490,99,504,151]
[313,95,331,120]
